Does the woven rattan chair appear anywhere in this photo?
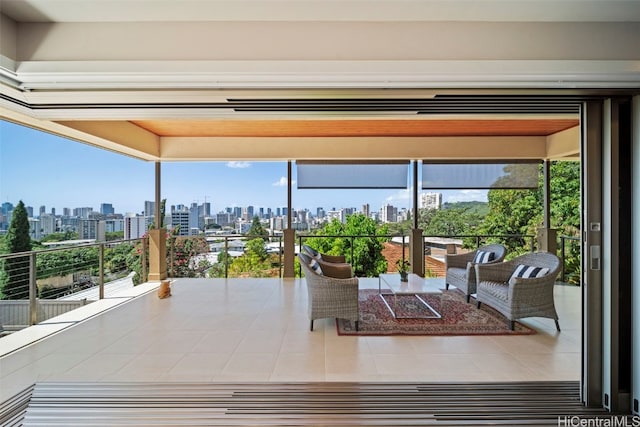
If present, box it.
[302,244,346,264]
[475,251,561,331]
[298,253,359,331]
[445,244,507,303]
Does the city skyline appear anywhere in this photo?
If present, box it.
[0,120,487,216]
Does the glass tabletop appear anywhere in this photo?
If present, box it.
[379,273,444,295]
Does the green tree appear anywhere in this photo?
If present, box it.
[420,207,483,237]
[246,216,268,239]
[40,231,79,242]
[476,161,581,260]
[228,238,271,277]
[304,213,388,277]
[1,201,32,299]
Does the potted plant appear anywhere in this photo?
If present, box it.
[396,259,410,282]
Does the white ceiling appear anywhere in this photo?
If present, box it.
[2,0,640,23]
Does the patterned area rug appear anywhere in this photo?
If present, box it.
[337,289,536,336]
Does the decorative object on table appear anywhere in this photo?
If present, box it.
[337,289,536,336]
[445,244,507,303]
[396,259,410,282]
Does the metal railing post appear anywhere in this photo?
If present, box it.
[350,236,355,274]
[278,235,283,278]
[98,243,104,299]
[561,236,566,282]
[297,236,302,277]
[142,237,148,283]
[169,237,175,277]
[224,236,229,278]
[530,236,535,253]
[29,253,37,326]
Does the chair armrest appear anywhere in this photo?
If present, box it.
[318,259,353,279]
[445,251,476,269]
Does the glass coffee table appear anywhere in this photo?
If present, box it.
[378,273,444,319]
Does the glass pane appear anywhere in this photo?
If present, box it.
[297,161,409,189]
[422,161,540,189]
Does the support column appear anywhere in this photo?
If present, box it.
[537,227,558,254]
[148,229,167,281]
[537,160,558,253]
[410,228,424,277]
[148,161,167,281]
[283,161,295,278]
[409,161,425,276]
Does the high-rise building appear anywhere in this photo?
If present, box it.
[421,192,443,210]
[105,218,125,233]
[100,203,115,215]
[362,204,370,218]
[39,213,56,236]
[79,218,106,241]
[380,204,398,223]
[189,203,200,231]
[26,206,34,218]
[62,207,71,217]
[144,200,155,217]
[171,209,190,236]
[74,207,93,218]
[39,205,46,216]
[124,214,147,240]
[1,202,14,215]
[316,207,325,219]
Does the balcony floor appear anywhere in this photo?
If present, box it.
[0,278,581,403]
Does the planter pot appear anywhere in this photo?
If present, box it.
[399,272,408,282]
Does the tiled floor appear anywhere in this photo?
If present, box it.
[0,278,582,403]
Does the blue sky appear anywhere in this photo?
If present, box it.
[0,120,487,215]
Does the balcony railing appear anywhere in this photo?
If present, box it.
[0,238,147,328]
[1,232,581,330]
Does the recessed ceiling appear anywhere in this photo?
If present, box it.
[132,118,579,138]
[2,0,638,23]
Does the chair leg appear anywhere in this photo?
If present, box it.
[509,321,515,331]
[476,301,481,309]
[445,283,450,290]
[310,320,314,331]
[555,319,561,332]
[466,294,471,304]
[355,320,359,331]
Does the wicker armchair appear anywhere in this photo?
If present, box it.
[475,252,561,331]
[445,244,506,303]
[298,253,359,331]
[302,244,346,264]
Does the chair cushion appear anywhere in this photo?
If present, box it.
[473,250,495,264]
[508,264,549,285]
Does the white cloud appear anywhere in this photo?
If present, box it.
[385,189,412,203]
[273,176,295,187]
[227,161,251,169]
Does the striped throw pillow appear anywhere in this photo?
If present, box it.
[509,264,549,285]
[308,258,323,275]
[473,250,495,264]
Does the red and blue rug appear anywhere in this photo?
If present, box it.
[337,289,536,336]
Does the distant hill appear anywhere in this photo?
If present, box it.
[442,201,489,216]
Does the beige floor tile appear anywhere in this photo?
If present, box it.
[222,352,278,376]
[0,278,582,403]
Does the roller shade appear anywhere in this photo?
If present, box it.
[422,161,541,190]
[297,161,410,189]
